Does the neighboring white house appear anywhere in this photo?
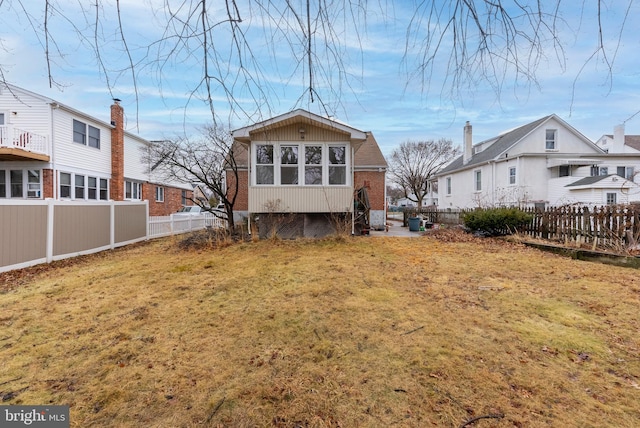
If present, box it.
[0,83,192,215]
[432,115,640,209]
[397,194,435,208]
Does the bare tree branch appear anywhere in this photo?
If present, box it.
[389,139,460,207]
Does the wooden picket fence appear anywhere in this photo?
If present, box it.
[520,205,640,249]
[404,205,640,250]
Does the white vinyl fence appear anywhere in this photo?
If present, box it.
[148,213,226,238]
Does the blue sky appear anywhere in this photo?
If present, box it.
[1,0,639,157]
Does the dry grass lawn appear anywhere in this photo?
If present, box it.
[1,231,639,427]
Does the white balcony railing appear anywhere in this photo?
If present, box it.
[0,125,49,157]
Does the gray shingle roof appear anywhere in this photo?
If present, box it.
[437,115,553,175]
[355,132,388,168]
[565,175,612,187]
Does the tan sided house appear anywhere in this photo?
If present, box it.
[229,109,387,238]
[0,83,193,215]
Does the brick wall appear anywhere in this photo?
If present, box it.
[42,168,54,198]
[145,183,192,216]
[110,102,124,201]
[354,171,385,210]
[227,169,249,211]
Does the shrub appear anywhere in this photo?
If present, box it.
[462,207,533,236]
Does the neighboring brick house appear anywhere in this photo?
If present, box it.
[229,109,387,237]
[0,83,192,215]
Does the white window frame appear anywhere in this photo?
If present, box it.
[0,169,41,199]
[73,119,86,145]
[445,177,452,195]
[474,170,482,192]
[87,177,98,200]
[100,178,109,200]
[509,167,516,185]
[155,186,165,202]
[75,174,86,200]
[60,172,72,198]
[0,169,5,198]
[252,142,350,186]
[58,172,108,200]
[26,170,41,198]
[73,119,100,149]
[280,144,299,185]
[545,129,557,151]
[617,166,635,181]
[304,145,323,185]
[255,144,275,185]
[590,165,608,177]
[125,180,142,200]
[328,144,347,185]
[606,192,617,205]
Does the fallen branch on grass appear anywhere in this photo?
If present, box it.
[0,377,23,387]
[205,397,226,424]
[402,326,424,335]
[459,413,504,427]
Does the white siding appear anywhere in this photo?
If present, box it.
[52,108,112,175]
[123,135,150,181]
[0,87,51,138]
[510,117,600,156]
[249,186,353,213]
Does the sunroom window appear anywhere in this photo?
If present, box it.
[280,145,299,185]
[256,144,274,185]
[328,145,346,185]
[305,146,322,185]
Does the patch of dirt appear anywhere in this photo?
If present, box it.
[423,227,485,243]
[177,228,252,250]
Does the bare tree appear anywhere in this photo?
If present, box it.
[388,139,460,208]
[148,125,240,234]
[0,1,633,124]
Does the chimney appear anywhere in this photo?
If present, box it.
[613,123,625,153]
[463,121,472,164]
[110,99,125,201]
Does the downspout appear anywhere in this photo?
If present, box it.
[491,161,496,206]
[383,169,387,226]
[351,144,355,235]
[50,103,57,199]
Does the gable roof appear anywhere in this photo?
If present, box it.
[436,114,600,176]
[230,109,386,169]
[232,109,367,143]
[3,83,149,144]
[355,132,388,168]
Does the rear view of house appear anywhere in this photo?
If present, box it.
[0,84,192,215]
[229,109,387,238]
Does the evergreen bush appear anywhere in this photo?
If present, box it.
[462,207,533,236]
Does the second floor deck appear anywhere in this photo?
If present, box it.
[0,125,50,161]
